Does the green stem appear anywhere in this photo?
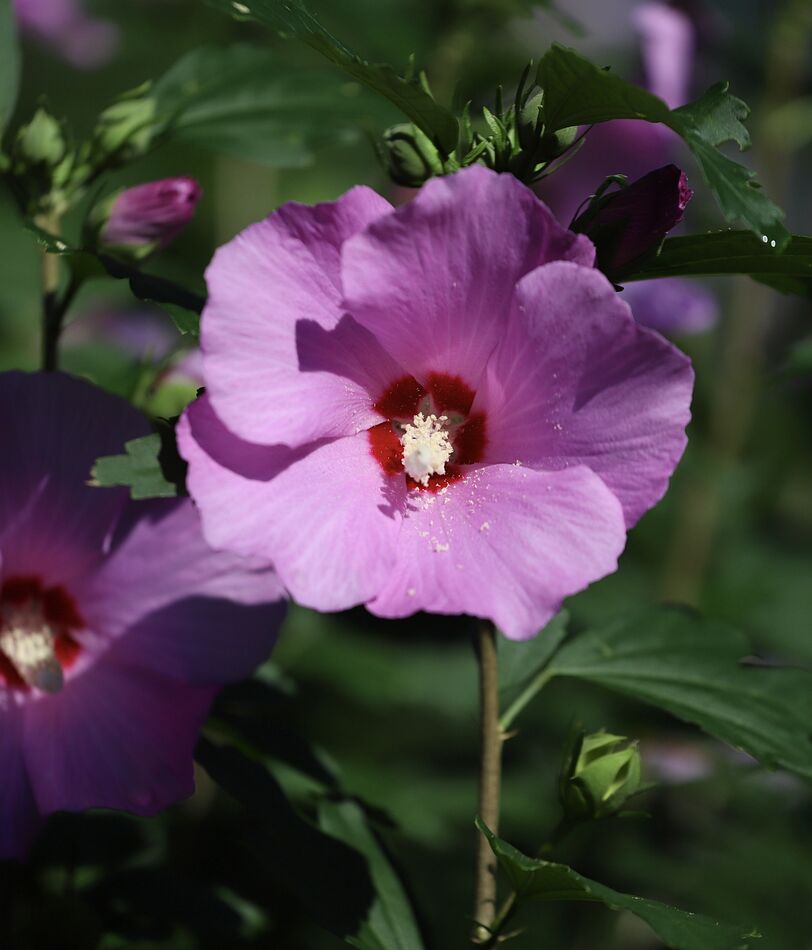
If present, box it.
[472,620,503,944]
[499,669,555,733]
[37,212,63,372]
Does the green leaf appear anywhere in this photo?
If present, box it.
[202,0,458,154]
[150,44,388,166]
[626,232,812,282]
[91,430,184,499]
[318,800,425,950]
[196,739,378,941]
[546,606,812,779]
[478,821,758,950]
[499,610,569,696]
[0,0,19,137]
[536,45,788,248]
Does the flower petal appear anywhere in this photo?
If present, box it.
[178,396,405,611]
[367,463,626,640]
[75,499,284,683]
[342,165,594,389]
[202,186,401,448]
[22,658,215,817]
[0,704,40,859]
[475,262,693,526]
[0,372,148,585]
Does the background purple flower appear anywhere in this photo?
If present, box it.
[100,178,202,251]
[533,1,718,335]
[13,0,119,69]
[179,166,693,640]
[0,372,285,860]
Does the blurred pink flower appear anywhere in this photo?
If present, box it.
[13,0,119,69]
[0,372,285,859]
[179,166,693,639]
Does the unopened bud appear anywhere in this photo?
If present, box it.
[559,730,642,821]
[382,123,444,188]
[94,177,201,258]
[571,164,692,282]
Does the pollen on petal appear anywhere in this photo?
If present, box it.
[401,413,453,486]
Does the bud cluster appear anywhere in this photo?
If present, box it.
[379,63,579,188]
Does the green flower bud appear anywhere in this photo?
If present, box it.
[381,123,444,188]
[15,109,66,168]
[559,731,642,821]
[91,84,157,167]
[517,89,545,150]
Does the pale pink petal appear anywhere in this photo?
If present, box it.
[178,396,405,611]
[202,187,400,448]
[23,658,215,817]
[475,262,693,526]
[342,165,594,389]
[367,464,626,640]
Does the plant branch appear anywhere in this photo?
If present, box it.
[472,620,503,944]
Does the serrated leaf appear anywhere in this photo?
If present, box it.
[626,232,812,282]
[202,0,458,154]
[478,821,758,950]
[91,431,182,500]
[536,45,788,248]
[0,0,19,137]
[546,606,812,779]
[318,800,424,950]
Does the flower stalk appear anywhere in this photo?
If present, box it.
[472,619,503,944]
[36,212,63,372]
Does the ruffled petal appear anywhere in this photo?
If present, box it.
[202,186,401,448]
[341,165,594,389]
[0,372,148,585]
[75,499,285,683]
[178,396,405,611]
[367,463,626,639]
[22,657,215,817]
[475,262,693,526]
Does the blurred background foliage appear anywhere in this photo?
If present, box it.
[1,0,812,948]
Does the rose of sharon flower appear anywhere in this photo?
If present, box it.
[179,166,693,640]
[13,0,119,70]
[100,177,202,252]
[0,372,285,860]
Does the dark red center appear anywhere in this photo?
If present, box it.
[0,576,83,691]
[369,372,487,492]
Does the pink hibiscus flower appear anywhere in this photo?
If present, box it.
[0,372,285,860]
[179,166,693,639]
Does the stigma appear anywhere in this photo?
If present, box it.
[0,599,64,693]
[401,413,453,486]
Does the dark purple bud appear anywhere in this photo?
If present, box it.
[571,164,692,282]
[100,177,202,253]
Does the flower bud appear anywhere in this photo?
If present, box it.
[559,730,642,821]
[570,164,692,282]
[95,177,201,257]
[381,123,444,188]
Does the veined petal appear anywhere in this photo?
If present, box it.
[367,463,626,640]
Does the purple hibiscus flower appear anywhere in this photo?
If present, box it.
[178,166,693,640]
[13,0,119,69]
[0,372,285,861]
